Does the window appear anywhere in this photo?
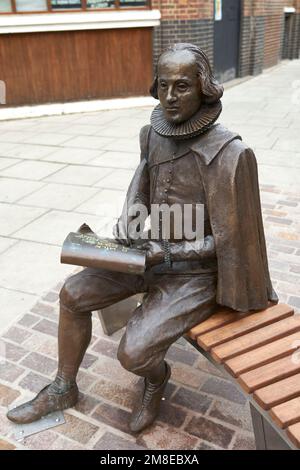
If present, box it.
[86,1,115,8]
[0,0,150,13]
[119,0,148,6]
[51,0,82,9]
[0,0,12,11]
[15,0,47,11]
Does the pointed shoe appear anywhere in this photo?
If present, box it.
[7,382,79,424]
[129,362,171,433]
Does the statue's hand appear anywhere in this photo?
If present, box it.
[138,240,165,266]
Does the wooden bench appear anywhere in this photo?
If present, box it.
[185,303,300,450]
[99,299,300,449]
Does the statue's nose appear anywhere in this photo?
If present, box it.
[166,86,177,104]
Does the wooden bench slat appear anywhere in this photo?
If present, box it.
[253,373,300,410]
[187,309,244,340]
[225,331,300,377]
[287,422,300,449]
[270,397,300,429]
[185,301,300,450]
[197,304,293,351]
[238,354,300,393]
[209,316,300,363]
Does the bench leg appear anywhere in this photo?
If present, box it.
[250,403,291,450]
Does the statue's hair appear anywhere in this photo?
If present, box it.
[150,43,224,105]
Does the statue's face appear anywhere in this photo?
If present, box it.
[157,50,202,124]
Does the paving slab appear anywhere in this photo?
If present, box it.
[19,183,99,211]
[0,241,73,296]
[0,203,47,236]
[13,210,108,246]
[0,179,45,204]
[45,165,113,186]
[0,161,65,181]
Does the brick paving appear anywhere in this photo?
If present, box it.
[0,61,299,450]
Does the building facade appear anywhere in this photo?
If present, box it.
[0,0,299,106]
[153,0,300,82]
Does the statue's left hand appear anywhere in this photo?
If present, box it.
[137,240,165,266]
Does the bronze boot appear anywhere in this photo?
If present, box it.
[6,379,79,424]
[129,362,171,433]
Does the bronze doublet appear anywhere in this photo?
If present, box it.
[147,128,213,242]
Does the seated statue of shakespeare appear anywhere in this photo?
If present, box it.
[7,43,278,433]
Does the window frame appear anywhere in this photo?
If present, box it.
[0,0,152,14]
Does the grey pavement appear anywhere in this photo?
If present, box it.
[0,60,299,333]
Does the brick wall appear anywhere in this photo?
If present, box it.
[285,0,300,59]
[152,0,214,74]
[263,1,285,68]
[152,0,299,79]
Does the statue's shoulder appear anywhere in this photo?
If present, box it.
[212,124,257,174]
[190,123,246,167]
[139,124,152,146]
[139,125,152,160]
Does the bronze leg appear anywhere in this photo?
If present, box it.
[117,271,217,432]
[56,305,92,385]
[7,267,145,424]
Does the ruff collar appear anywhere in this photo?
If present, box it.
[150,100,222,140]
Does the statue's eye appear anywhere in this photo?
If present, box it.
[177,83,188,91]
[159,82,167,89]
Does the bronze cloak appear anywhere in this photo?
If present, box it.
[120,123,278,312]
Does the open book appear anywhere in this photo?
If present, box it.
[60,224,146,275]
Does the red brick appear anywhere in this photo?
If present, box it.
[201,377,247,405]
[33,319,58,337]
[77,370,98,392]
[80,352,98,369]
[91,338,118,358]
[56,413,99,444]
[0,361,25,383]
[18,371,51,394]
[171,363,208,388]
[42,291,59,303]
[157,401,187,427]
[0,340,27,362]
[90,378,137,409]
[0,383,20,406]
[94,431,145,450]
[232,434,256,450]
[0,439,16,450]
[137,423,198,450]
[20,352,57,376]
[92,402,133,436]
[208,400,253,432]
[172,387,213,414]
[18,313,40,328]
[3,326,32,344]
[31,302,57,319]
[23,430,58,450]
[49,436,85,450]
[74,392,99,415]
[166,345,198,366]
[184,416,235,449]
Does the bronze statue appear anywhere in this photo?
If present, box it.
[7,44,277,432]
